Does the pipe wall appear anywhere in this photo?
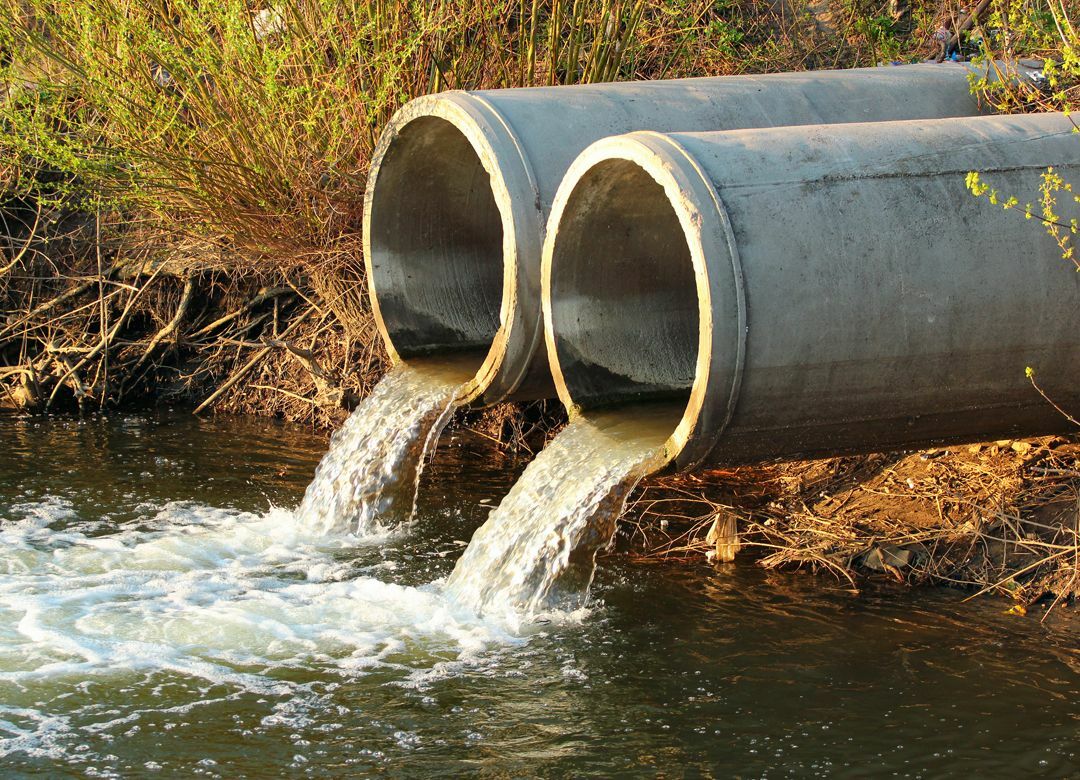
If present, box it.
[363,64,991,403]
[542,112,1080,470]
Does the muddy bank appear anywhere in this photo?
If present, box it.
[624,433,1080,610]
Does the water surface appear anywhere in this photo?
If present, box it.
[1,411,1078,778]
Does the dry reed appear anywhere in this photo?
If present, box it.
[623,435,1080,610]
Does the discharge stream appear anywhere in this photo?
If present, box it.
[294,360,468,535]
[444,406,677,620]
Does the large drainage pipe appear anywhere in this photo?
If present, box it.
[363,64,993,404]
[542,112,1080,470]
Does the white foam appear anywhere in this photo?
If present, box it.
[0,497,537,717]
[0,708,82,764]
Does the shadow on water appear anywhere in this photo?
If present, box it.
[0,411,1078,778]
[0,411,328,519]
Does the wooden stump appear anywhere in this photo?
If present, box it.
[706,511,741,563]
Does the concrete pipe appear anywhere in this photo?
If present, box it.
[542,112,1080,470]
[362,63,992,404]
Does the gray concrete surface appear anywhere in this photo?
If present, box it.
[542,111,1080,470]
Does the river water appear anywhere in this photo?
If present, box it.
[1,411,1078,777]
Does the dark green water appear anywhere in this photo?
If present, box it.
[0,411,1077,778]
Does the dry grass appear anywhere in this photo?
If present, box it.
[623,435,1080,609]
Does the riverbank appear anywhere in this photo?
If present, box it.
[624,433,1080,611]
[4,1,1074,424]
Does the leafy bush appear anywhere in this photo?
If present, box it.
[965,1,1078,269]
[0,0,647,266]
[968,0,1079,113]
[2,0,957,269]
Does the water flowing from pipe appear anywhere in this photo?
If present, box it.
[294,361,470,536]
[443,406,677,622]
[293,358,678,621]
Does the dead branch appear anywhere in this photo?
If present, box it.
[261,335,337,388]
[0,200,43,276]
[193,306,313,414]
[127,275,195,375]
[190,286,292,339]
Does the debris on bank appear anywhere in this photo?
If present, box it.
[623,435,1080,609]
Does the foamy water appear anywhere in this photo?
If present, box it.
[0,405,676,754]
[444,407,677,622]
[294,361,477,535]
[0,399,674,711]
[0,393,679,765]
[0,495,536,761]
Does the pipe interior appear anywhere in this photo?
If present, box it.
[368,116,504,371]
[549,159,699,412]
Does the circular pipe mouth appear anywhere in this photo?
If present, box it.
[363,96,531,402]
[542,133,746,469]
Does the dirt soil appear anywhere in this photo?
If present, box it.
[623,433,1080,610]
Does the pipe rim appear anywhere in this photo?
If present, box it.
[541,132,746,469]
[362,92,543,404]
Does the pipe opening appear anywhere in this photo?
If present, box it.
[548,158,700,414]
[367,115,506,376]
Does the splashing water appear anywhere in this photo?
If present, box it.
[295,361,470,535]
[444,406,678,622]
[0,497,525,704]
[0,412,598,766]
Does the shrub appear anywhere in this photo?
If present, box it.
[0,0,648,267]
[968,0,1079,113]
